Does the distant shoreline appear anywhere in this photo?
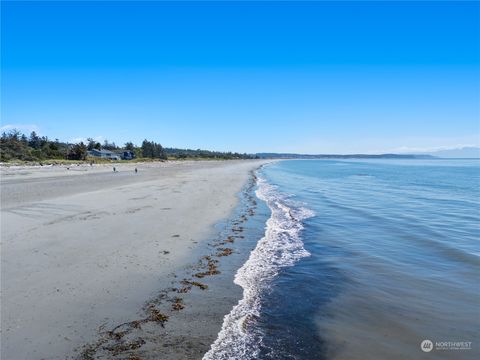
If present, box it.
[2,155,456,168]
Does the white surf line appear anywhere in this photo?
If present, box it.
[203,175,314,360]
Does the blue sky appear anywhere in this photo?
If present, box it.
[2,1,479,154]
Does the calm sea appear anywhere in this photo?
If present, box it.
[205,159,480,360]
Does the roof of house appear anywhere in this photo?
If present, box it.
[90,149,115,154]
[88,149,119,155]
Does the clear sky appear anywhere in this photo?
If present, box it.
[2,1,479,154]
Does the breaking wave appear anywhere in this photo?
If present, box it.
[203,175,314,360]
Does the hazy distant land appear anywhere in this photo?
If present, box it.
[256,146,480,159]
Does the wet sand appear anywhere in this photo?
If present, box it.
[0,160,268,359]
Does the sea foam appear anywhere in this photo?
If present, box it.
[203,176,314,360]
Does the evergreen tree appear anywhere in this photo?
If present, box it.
[28,131,41,149]
[67,142,87,160]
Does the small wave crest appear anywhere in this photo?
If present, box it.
[203,176,314,360]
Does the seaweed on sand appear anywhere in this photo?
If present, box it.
[177,286,190,293]
[147,306,169,325]
[181,279,208,290]
[128,356,142,360]
[171,297,185,311]
[216,247,233,257]
[107,330,127,340]
[193,256,220,278]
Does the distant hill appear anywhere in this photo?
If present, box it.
[421,147,480,159]
[255,153,435,159]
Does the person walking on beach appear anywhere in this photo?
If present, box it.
[135,167,138,174]
[113,167,116,172]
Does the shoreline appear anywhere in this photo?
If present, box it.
[1,160,270,360]
[78,169,270,359]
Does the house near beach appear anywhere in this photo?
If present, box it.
[119,150,135,160]
[87,149,135,160]
[87,149,121,160]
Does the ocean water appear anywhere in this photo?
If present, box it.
[205,159,480,360]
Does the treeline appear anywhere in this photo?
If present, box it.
[140,140,167,160]
[0,130,68,161]
[0,130,257,162]
[164,147,255,160]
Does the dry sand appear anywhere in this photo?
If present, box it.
[1,160,268,360]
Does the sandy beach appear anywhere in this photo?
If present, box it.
[1,160,268,360]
